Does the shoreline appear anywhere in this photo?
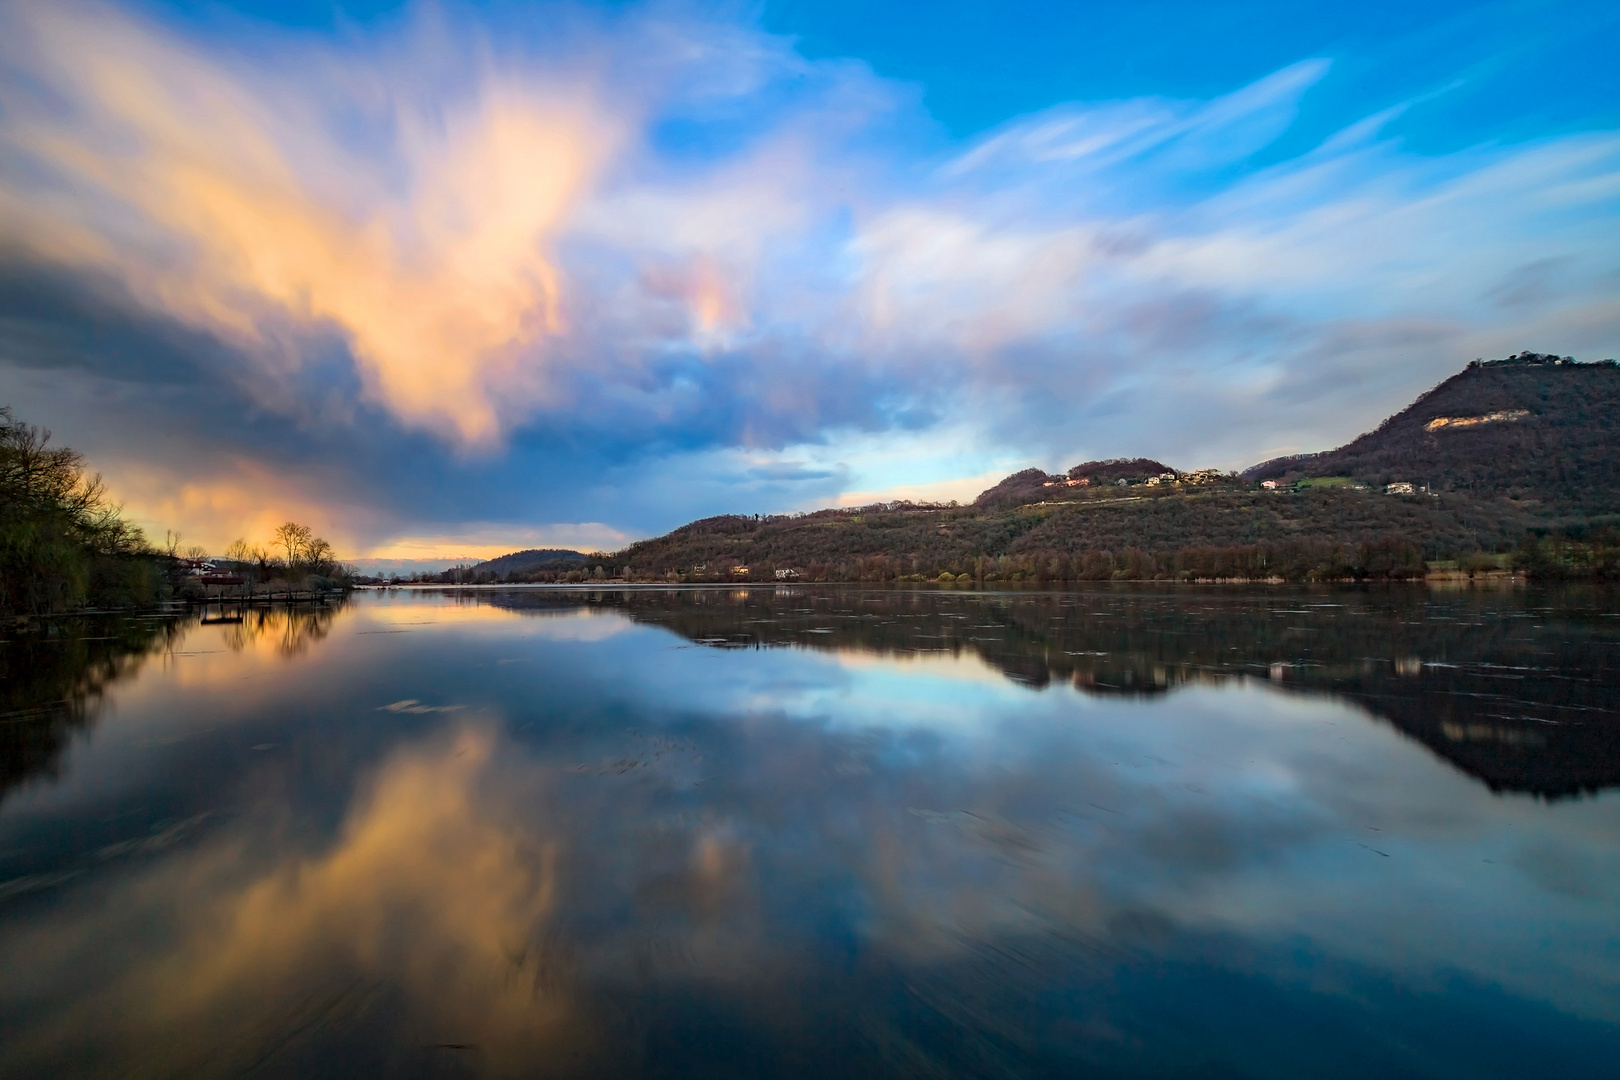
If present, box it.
[357,572,1563,592]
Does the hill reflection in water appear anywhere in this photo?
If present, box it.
[476,585,1620,799]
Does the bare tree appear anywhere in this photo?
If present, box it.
[304,537,335,575]
[272,522,312,568]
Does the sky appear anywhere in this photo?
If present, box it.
[1,0,1617,570]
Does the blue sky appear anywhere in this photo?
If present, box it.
[0,0,1616,566]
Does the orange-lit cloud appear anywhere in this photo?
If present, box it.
[88,447,634,562]
[2,2,617,447]
[363,523,632,562]
[640,255,746,341]
[833,469,1010,508]
[103,457,374,554]
[105,457,631,561]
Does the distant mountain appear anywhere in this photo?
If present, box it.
[500,354,1620,584]
[472,548,587,577]
[1244,352,1620,518]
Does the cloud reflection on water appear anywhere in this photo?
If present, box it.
[0,724,601,1075]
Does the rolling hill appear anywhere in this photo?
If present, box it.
[468,548,586,576]
[465,353,1620,584]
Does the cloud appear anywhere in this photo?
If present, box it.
[108,457,375,551]
[943,58,1331,183]
[0,0,1616,546]
[362,522,631,561]
[0,2,622,447]
[832,470,1007,508]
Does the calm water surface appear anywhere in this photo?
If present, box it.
[2,585,1618,1078]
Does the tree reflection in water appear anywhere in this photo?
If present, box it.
[217,602,343,658]
[0,614,183,801]
[0,600,346,801]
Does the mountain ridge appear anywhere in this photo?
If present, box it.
[452,353,1619,584]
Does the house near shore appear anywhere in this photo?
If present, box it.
[1386,482,1416,495]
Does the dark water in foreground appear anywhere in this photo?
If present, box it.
[1,585,1618,1078]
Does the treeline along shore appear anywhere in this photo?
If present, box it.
[434,353,1619,586]
[0,407,353,616]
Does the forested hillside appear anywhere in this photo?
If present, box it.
[974,458,1173,509]
[603,488,1483,583]
[468,354,1619,584]
[1246,352,1620,516]
[472,548,585,576]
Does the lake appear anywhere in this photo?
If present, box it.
[2,585,1618,1078]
